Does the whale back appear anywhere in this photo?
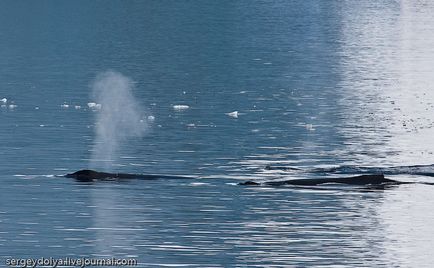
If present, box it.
[65,169,114,182]
[239,174,401,187]
[65,169,196,182]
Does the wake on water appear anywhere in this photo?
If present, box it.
[265,164,434,177]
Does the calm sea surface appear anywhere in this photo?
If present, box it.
[1,1,434,267]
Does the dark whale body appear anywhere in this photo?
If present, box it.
[65,169,434,188]
[65,169,195,182]
[239,174,420,187]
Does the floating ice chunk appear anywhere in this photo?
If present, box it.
[61,104,69,108]
[74,105,81,109]
[305,124,315,131]
[173,104,189,111]
[226,111,239,118]
[35,107,39,110]
[0,98,7,103]
[8,104,17,109]
[147,115,155,121]
[87,102,96,108]
[87,102,102,110]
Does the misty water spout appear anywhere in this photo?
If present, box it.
[90,71,146,171]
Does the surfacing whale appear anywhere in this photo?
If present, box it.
[65,169,434,189]
[65,169,196,182]
[239,174,434,187]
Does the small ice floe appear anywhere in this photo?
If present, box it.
[226,111,239,118]
[173,104,190,111]
[35,107,39,110]
[189,182,210,186]
[61,104,69,108]
[87,102,102,110]
[74,105,81,110]
[305,124,315,131]
[1,98,7,103]
[8,104,17,109]
[87,102,96,108]
[147,115,155,122]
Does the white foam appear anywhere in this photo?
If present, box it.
[173,104,189,111]
[226,111,239,118]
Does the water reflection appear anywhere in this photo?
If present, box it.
[337,0,434,166]
[66,179,411,267]
[380,184,434,267]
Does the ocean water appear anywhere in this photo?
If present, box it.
[1,0,434,267]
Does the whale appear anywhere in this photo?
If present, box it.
[238,174,434,187]
[65,169,196,182]
[65,169,434,189]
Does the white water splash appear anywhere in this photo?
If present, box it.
[90,71,146,171]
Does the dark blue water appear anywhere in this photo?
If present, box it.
[2,1,434,267]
